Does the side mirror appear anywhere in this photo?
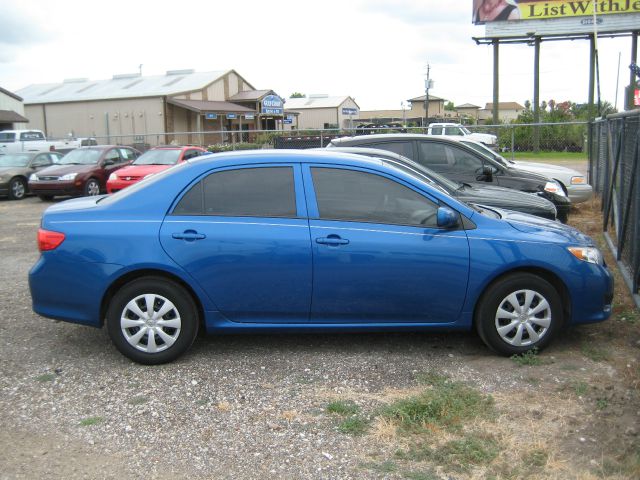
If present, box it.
[102,159,115,167]
[437,206,459,229]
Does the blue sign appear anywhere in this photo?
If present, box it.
[245,114,255,120]
[205,113,217,120]
[283,118,293,124]
[262,94,283,115]
[226,113,237,119]
[342,107,358,116]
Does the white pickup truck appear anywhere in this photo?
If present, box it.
[427,123,497,147]
[0,129,95,155]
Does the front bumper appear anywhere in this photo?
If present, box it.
[567,184,593,204]
[106,178,138,194]
[29,180,82,196]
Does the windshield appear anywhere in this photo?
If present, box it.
[133,149,182,166]
[460,140,511,166]
[58,148,102,165]
[0,154,31,167]
[461,126,472,135]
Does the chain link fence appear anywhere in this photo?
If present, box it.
[80,122,589,156]
[590,110,640,305]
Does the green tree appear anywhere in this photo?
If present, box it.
[290,92,305,98]
[445,101,455,111]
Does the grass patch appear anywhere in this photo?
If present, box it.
[127,395,149,405]
[338,416,369,435]
[581,344,611,362]
[415,371,449,386]
[573,381,589,397]
[79,416,104,427]
[326,400,359,416]
[511,348,542,366]
[396,433,500,473]
[618,309,639,324]
[522,448,549,470]
[361,460,397,474]
[35,374,56,382]
[380,379,494,432]
[402,469,439,480]
[596,398,608,410]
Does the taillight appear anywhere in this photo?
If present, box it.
[38,228,65,251]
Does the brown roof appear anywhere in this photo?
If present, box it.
[0,86,23,102]
[0,110,28,123]
[168,98,256,113]
[407,94,444,102]
[227,89,275,102]
[456,103,480,109]
[484,102,525,110]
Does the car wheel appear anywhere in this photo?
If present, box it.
[475,273,562,356]
[84,178,101,196]
[8,177,27,200]
[38,195,54,201]
[106,277,199,364]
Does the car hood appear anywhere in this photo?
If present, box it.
[36,164,99,176]
[513,161,582,176]
[0,166,30,177]
[114,164,170,177]
[496,208,594,245]
[457,184,556,215]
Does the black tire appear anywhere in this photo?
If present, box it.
[475,273,563,356]
[106,277,199,364]
[8,177,27,200]
[84,178,101,196]
[38,195,54,201]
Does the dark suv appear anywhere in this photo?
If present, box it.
[328,134,571,222]
[29,146,140,200]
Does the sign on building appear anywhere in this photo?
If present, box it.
[205,113,217,120]
[262,95,284,115]
[342,107,358,115]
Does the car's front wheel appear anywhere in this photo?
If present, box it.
[9,177,27,200]
[106,277,199,364]
[84,178,100,196]
[475,273,563,356]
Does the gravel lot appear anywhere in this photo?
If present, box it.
[1,195,638,480]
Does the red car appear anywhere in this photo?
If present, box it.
[107,146,206,193]
[29,146,140,200]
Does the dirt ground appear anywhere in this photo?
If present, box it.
[0,178,638,479]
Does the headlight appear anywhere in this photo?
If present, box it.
[544,181,566,197]
[108,173,118,180]
[29,173,38,181]
[59,173,77,181]
[568,246,603,265]
[570,176,586,185]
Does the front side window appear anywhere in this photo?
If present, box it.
[173,167,297,217]
[418,142,449,165]
[118,148,137,161]
[444,127,464,136]
[31,154,52,167]
[448,145,485,173]
[103,150,121,164]
[311,167,439,227]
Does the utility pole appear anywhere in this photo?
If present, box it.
[424,64,433,127]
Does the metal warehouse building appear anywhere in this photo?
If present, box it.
[16,69,286,145]
[0,86,28,131]
[284,95,360,129]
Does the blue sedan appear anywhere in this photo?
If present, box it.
[29,151,613,364]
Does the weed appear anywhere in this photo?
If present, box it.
[127,395,149,405]
[79,416,104,427]
[402,469,439,480]
[381,380,494,432]
[326,400,359,416]
[596,398,608,410]
[573,381,588,397]
[522,448,549,470]
[362,460,397,474]
[35,374,55,382]
[581,344,610,362]
[511,348,542,366]
[618,310,639,324]
[338,416,369,435]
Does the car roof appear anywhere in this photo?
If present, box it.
[330,133,466,145]
[151,145,206,151]
[194,149,384,168]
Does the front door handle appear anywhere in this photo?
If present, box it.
[172,230,206,241]
[316,235,349,246]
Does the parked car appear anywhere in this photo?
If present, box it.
[0,129,94,155]
[327,134,572,222]
[427,123,497,146]
[323,147,558,220]
[0,152,63,200]
[30,150,613,364]
[454,138,593,204]
[28,146,140,200]
[106,146,206,193]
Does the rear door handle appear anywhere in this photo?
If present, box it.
[172,230,206,241]
[315,235,349,246]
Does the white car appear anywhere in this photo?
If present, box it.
[455,138,593,204]
[427,123,498,147]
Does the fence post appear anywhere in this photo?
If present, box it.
[510,126,515,161]
[320,130,324,148]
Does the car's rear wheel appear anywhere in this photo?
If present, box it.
[8,177,26,200]
[106,277,199,364]
[84,178,100,196]
[475,273,562,356]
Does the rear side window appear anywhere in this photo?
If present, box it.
[430,127,443,135]
[311,167,439,227]
[173,167,296,217]
[366,141,413,159]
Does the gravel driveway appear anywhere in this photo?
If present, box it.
[1,196,637,480]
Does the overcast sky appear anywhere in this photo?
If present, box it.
[0,0,635,111]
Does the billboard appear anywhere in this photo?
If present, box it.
[473,0,640,24]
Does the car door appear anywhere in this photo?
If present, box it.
[417,141,499,185]
[99,148,124,183]
[159,164,312,323]
[303,165,469,323]
[30,153,54,172]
